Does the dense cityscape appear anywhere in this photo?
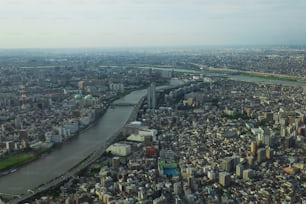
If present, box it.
[0,47,305,203]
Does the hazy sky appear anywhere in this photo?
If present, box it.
[1,0,306,48]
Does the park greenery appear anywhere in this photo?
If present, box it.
[239,72,305,82]
[0,151,36,171]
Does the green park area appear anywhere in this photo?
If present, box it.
[240,72,304,82]
[0,151,36,171]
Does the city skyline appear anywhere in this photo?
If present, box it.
[1,0,306,48]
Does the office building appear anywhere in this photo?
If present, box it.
[266,148,274,160]
[112,157,120,170]
[247,156,254,167]
[251,141,257,156]
[147,82,156,109]
[243,169,255,181]
[221,157,232,172]
[236,164,244,178]
[221,156,240,172]
[284,136,295,148]
[219,172,231,187]
[257,148,266,163]
[264,134,274,147]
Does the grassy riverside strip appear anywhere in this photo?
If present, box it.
[237,72,306,82]
[0,151,36,171]
[190,63,306,82]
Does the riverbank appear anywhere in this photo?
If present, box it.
[20,97,148,203]
[0,85,149,182]
[10,94,148,203]
[16,79,187,203]
[0,106,110,175]
[236,72,306,83]
[0,79,178,201]
[0,151,36,176]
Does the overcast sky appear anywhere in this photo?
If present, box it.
[0,0,306,48]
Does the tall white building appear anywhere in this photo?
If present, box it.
[147,82,156,109]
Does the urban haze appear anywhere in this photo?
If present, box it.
[1,0,306,204]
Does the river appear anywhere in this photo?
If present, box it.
[135,66,306,87]
[0,90,146,195]
[228,74,306,86]
[0,70,305,197]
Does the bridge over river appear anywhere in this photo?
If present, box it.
[111,102,137,107]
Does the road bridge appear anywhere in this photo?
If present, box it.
[111,102,137,107]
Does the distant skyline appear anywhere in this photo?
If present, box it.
[1,0,306,48]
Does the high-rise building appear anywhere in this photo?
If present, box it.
[147,82,156,109]
[78,81,85,90]
[266,148,274,160]
[247,156,254,167]
[19,84,28,109]
[221,156,240,172]
[112,157,120,170]
[236,164,244,178]
[284,136,295,148]
[221,157,232,172]
[257,148,266,163]
[219,172,231,187]
[251,141,257,156]
[243,169,255,181]
[264,134,274,147]
[264,112,274,122]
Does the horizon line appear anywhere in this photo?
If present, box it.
[1,44,306,50]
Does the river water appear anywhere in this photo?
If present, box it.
[0,90,146,195]
[227,74,306,87]
[135,66,306,87]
